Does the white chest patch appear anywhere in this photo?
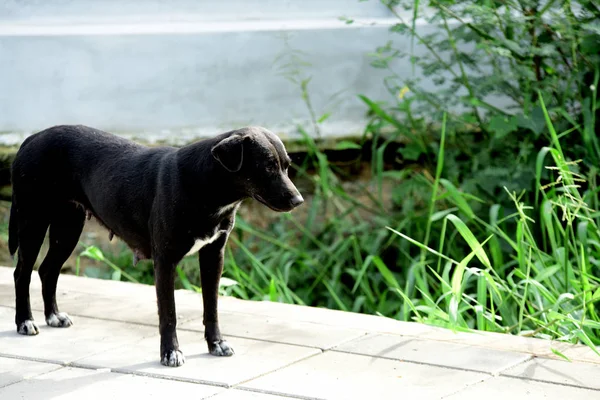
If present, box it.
[217,201,241,217]
[185,230,224,256]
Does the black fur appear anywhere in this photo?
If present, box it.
[9,124,303,366]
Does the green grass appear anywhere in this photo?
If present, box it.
[76,93,600,358]
[68,0,600,355]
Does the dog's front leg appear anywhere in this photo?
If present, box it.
[154,256,185,367]
[199,233,234,356]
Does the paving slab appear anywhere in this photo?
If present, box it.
[242,350,488,400]
[0,272,204,326]
[0,365,223,399]
[444,375,600,400]
[0,357,62,388]
[181,312,366,349]
[210,295,438,336]
[0,306,156,363]
[559,344,600,364]
[75,329,320,387]
[501,357,600,391]
[420,325,597,362]
[50,293,166,326]
[334,333,531,374]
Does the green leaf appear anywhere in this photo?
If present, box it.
[219,277,239,288]
[581,23,600,35]
[390,23,409,33]
[574,329,600,356]
[372,256,400,289]
[382,170,410,180]
[176,266,193,291]
[531,106,547,136]
[440,179,475,219]
[431,207,459,222]
[580,33,600,55]
[80,246,105,261]
[487,115,518,139]
[317,112,332,123]
[269,278,277,302]
[398,142,423,161]
[446,214,493,269]
[335,140,361,150]
[111,269,121,281]
[515,108,546,137]
[582,320,600,329]
[535,265,561,282]
[550,347,571,361]
[535,146,553,205]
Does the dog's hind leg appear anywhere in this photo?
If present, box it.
[38,203,85,328]
[14,210,50,335]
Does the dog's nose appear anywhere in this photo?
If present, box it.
[290,194,304,207]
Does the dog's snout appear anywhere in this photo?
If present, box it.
[290,194,304,207]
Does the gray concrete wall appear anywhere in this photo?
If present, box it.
[0,0,394,22]
[0,1,508,146]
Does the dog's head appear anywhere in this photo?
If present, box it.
[211,127,304,212]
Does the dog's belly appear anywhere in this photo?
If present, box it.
[185,230,226,256]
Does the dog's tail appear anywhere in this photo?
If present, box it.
[8,194,18,259]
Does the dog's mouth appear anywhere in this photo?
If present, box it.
[253,194,291,212]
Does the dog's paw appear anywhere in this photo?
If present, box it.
[17,319,39,335]
[161,349,185,367]
[208,340,234,357]
[46,312,73,328]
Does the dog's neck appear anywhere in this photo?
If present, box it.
[175,138,248,211]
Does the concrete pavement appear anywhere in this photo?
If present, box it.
[0,266,599,399]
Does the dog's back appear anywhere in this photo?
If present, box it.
[9,125,160,257]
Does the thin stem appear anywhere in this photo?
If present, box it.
[441,14,483,126]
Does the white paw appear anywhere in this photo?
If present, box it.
[46,312,73,328]
[209,340,235,357]
[17,319,39,335]
[161,349,185,367]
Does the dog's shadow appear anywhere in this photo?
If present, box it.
[2,364,157,399]
[120,352,218,373]
[0,329,22,338]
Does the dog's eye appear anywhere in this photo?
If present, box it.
[266,161,278,173]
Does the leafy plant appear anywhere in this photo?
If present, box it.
[69,0,600,357]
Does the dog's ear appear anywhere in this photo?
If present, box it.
[211,134,246,172]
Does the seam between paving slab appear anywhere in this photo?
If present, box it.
[0,345,323,390]
[0,328,362,395]
[0,354,64,390]
[440,354,600,398]
[329,348,535,376]
[440,375,495,399]
[0,351,327,399]
[439,353,536,400]
[223,386,326,400]
[490,352,536,377]
[498,370,600,392]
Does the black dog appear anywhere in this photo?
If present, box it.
[9,125,303,366]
